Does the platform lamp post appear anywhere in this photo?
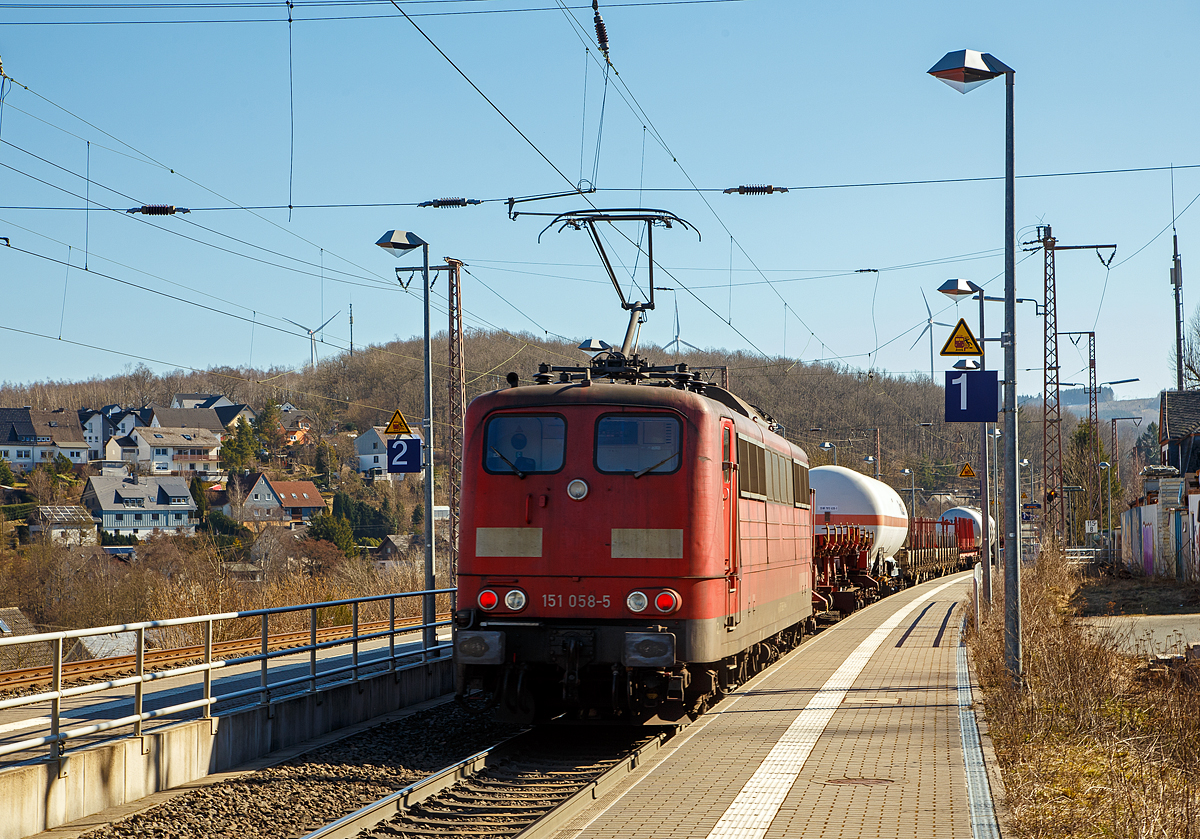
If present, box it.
[820,441,838,466]
[900,468,922,516]
[375,230,437,656]
[863,454,879,480]
[930,48,1020,684]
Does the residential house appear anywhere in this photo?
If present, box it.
[237,473,324,530]
[355,426,424,481]
[78,409,113,461]
[80,471,197,539]
[171,393,234,410]
[283,411,315,447]
[214,403,256,431]
[0,408,88,473]
[143,404,227,439]
[104,426,222,477]
[28,505,98,545]
[109,408,147,440]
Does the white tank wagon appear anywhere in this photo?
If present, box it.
[939,506,998,558]
[810,466,910,574]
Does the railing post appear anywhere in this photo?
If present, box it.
[134,626,145,736]
[309,606,318,695]
[202,619,213,719]
[352,601,360,685]
[260,613,269,707]
[50,636,63,761]
[388,597,396,673]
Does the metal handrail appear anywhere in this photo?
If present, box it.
[0,588,457,763]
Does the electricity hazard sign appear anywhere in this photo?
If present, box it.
[940,318,983,356]
[384,410,412,435]
[959,462,977,478]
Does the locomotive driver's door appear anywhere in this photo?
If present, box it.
[722,420,740,629]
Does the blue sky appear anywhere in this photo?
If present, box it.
[0,0,1197,400]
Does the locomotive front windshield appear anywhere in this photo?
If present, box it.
[596,415,681,474]
[484,415,565,474]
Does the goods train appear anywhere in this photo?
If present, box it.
[452,351,977,724]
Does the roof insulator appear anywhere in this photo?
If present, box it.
[722,185,789,195]
[126,205,190,215]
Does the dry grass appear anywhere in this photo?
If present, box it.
[967,548,1200,838]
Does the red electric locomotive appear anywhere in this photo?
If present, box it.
[453,351,814,723]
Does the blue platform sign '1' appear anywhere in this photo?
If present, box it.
[387,437,422,473]
[944,370,999,423]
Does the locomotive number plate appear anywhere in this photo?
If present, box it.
[542,594,612,609]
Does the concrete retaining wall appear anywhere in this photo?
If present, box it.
[0,659,454,839]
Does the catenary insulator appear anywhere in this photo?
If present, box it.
[593,1,609,60]
[418,198,482,208]
[722,185,789,195]
[126,204,190,214]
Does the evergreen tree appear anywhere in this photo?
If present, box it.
[314,441,331,483]
[221,417,256,473]
[0,459,14,487]
[189,475,209,522]
[254,402,288,458]
[308,511,357,558]
[1136,422,1159,466]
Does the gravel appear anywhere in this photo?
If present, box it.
[80,701,521,839]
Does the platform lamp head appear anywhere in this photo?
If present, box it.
[927,50,1012,94]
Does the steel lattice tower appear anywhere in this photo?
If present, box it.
[1040,225,1065,540]
[446,258,466,577]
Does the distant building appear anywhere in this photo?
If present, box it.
[171,393,234,410]
[0,408,88,473]
[1159,389,1200,474]
[105,426,222,477]
[80,472,197,539]
[29,506,98,545]
[237,473,324,531]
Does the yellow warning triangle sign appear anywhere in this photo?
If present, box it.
[959,462,977,478]
[940,318,983,356]
[384,410,412,435]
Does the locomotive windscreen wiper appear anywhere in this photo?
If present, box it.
[633,451,679,478]
[490,447,526,479]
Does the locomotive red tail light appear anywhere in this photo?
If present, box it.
[477,590,499,610]
[654,590,681,613]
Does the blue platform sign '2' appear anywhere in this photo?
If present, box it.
[387,437,422,473]
[944,370,999,423]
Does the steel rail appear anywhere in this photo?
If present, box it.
[300,729,670,839]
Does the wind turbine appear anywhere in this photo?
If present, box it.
[284,312,339,368]
[907,289,955,381]
[661,291,701,356]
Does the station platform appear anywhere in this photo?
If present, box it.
[553,571,1004,839]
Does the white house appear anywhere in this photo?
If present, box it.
[105,426,222,476]
[0,408,89,473]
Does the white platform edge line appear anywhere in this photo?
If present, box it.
[704,576,965,839]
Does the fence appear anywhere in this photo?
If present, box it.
[0,587,455,765]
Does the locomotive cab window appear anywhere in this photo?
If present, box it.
[596,415,681,475]
[484,415,565,474]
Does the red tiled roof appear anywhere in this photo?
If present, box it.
[266,479,324,505]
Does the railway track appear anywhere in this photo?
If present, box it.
[0,613,450,693]
[303,727,670,839]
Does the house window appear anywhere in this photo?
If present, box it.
[115,514,124,522]
[253,493,260,500]
[1,451,7,457]
[174,513,183,520]
[134,514,143,521]
[151,513,160,521]
[253,509,260,517]
[373,455,379,464]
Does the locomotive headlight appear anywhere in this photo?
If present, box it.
[654,589,681,613]
[477,590,499,611]
[566,479,589,500]
[626,591,648,613]
[504,589,527,611]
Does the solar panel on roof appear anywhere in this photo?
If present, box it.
[0,619,11,634]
